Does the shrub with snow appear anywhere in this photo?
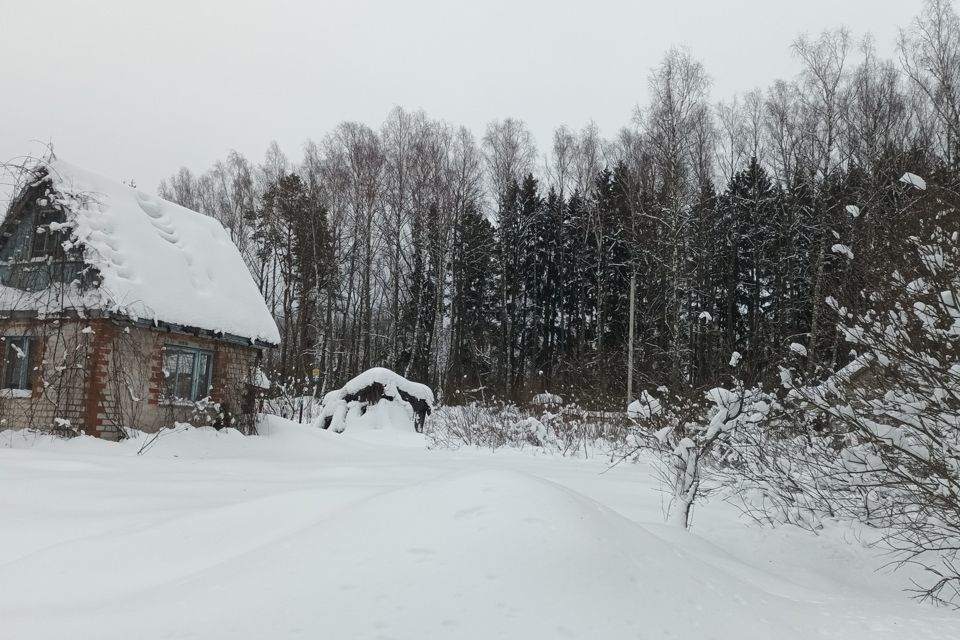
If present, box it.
[625,384,772,528]
[428,402,631,456]
[724,179,960,604]
[627,390,662,420]
[531,392,563,407]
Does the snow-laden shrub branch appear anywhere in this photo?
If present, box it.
[624,383,773,528]
[723,178,960,605]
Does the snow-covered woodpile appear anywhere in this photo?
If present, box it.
[318,367,434,433]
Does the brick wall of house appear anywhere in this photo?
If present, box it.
[0,320,91,435]
[134,329,263,436]
[0,318,265,440]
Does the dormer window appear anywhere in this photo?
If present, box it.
[30,209,64,259]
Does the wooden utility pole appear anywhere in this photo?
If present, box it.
[626,270,636,408]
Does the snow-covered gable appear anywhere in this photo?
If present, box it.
[42,159,280,344]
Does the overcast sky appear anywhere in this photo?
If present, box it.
[0,0,925,195]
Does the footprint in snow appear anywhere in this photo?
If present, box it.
[453,505,486,520]
[135,191,164,219]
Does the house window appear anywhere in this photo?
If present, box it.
[2,337,33,391]
[30,209,64,259]
[161,346,213,402]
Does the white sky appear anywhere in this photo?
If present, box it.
[0,0,925,194]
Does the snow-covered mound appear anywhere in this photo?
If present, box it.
[41,158,280,344]
[627,390,662,420]
[318,367,434,433]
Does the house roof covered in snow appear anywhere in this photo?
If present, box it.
[7,158,280,345]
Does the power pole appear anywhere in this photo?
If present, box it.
[626,269,636,408]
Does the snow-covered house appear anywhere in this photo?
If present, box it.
[0,158,280,439]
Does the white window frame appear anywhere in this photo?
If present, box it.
[1,336,32,392]
[161,345,213,403]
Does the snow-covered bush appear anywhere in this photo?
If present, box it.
[627,390,662,420]
[624,384,773,528]
[427,401,631,456]
[718,399,839,531]
[721,178,960,604]
[427,403,555,450]
[260,372,320,424]
[531,392,563,407]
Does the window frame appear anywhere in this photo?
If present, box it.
[30,208,65,260]
[1,336,33,393]
[160,345,214,403]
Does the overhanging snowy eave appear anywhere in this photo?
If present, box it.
[137,316,278,348]
[0,307,277,348]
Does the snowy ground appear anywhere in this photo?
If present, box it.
[2,417,959,640]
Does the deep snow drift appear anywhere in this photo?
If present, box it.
[1,418,959,639]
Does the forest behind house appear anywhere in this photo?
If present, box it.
[156,0,960,409]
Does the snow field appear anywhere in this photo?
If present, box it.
[1,417,959,639]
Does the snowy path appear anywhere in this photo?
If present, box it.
[1,418,959,639]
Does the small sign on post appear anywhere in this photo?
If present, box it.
[311,368,321,382]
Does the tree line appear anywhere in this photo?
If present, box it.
[159,0,960,407]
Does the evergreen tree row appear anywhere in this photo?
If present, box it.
[158,0,960,407]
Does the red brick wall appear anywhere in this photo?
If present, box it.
[0,317,267,440]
